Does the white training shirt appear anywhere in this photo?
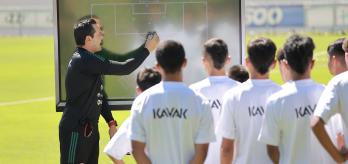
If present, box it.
[217,79,281,164]
[310,113,346,164]
[104,118,131,160]
[258,79,325,164]
[326,113,346,147]
[314,71,348,157]
[189,76,239,164]
[128,81,216,164]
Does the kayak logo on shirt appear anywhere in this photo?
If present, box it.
[248,106,265,117]
[153,107,188,119]
[209,99,222,110]
[295,105,316,118]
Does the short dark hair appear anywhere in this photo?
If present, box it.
[247,37,277,74]
[156,40,186,74]
[73,18,96,46]
[328,38,345,57]
[228,65,249,83]
[277,49,285,62]
[136,68,161,91]
[204,38,228,70]
[283,34,315,75]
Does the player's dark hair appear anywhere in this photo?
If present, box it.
[204,38,228,70]
[228,65,249,83]
[277,48,285,62]
[327,38,345,57]
[283,34,315,75]
[136,68,161,91]
[73,18,96,46]
[156,40,186,74]
[247,37,277,74]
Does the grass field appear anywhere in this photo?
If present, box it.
[0,33,345,163]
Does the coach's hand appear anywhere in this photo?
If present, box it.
[109,125,117,139]
[145,31,160,52]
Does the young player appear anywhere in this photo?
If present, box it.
[258,34,325,164]
[104,68,161,164]
[276,47,339,164]
[320,38,347,157]
[128,40,215,164]
[327,38,347,76]
[217,37,280,164]
[312,38,348,163]
[189,38,240,164]
[228,65,249,83]
[310,39,348,164]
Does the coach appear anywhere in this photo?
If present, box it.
[59,18,159,164]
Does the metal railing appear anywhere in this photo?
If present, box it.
[0,7,53,36]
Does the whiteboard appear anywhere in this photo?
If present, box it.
[54,0,245,111]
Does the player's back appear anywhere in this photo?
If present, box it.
[189,76,239,164]
[262,79,324,164]
[129,81,215,164]
[218,79,280,164]
[189,76,239,125]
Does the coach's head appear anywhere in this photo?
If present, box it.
[282,34,315,79]
[155,40,187,81]
[73,18,104,53]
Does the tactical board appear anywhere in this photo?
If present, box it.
[54,0,245,110]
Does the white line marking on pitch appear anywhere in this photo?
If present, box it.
[0,97,54,107]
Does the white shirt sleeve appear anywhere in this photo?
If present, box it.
[314,81,340,123]
[128,96,146,143]
[216,96,237,140]
[104,118,132,160]
[258,99,281,146]
[195,100,216,144]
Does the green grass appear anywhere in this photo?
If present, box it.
[0,33,345,163]
[0,37,134,163]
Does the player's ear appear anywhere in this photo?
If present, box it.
[155,63,160,70]
[245,58,251,68]
[85,35,92,43]
[202,54,206,62]
[135,86,142,96]
[225,55,231,65]
[310,59,315,70]
[182,58,187,68]
[270,60,276,70]
[282,59,290,70]
[331,55,338,65]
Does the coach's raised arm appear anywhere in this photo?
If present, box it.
[58,17,159,164]
[77,30,159,75]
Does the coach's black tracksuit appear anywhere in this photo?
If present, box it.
[59,46,149,164]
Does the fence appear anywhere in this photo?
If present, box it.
[0,7,52,36]
[1,1,348,36]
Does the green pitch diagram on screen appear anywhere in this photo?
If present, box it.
[54,0,243,110]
